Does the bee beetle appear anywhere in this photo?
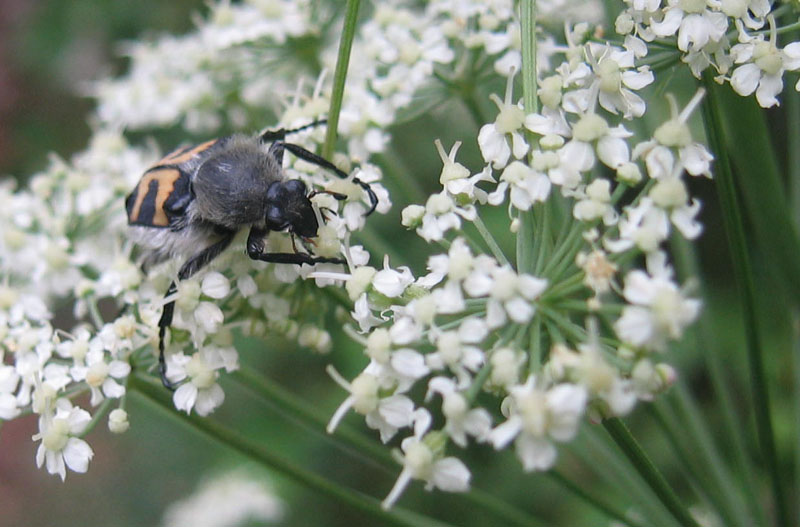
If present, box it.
[126,120,377,389]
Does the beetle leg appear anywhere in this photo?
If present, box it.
[247,227,345,266]
[157,230,236,390]
[281,142,379,216]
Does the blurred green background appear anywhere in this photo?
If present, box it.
[0,2,797,527]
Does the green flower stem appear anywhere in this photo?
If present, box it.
[472,212,511,267]
[133,372,542,527]
[359,223,408,266]
[322,0,360,159]
[87,296,105,330]
[374,149,429,205]
[78,397,113,438]
[602,418,701,527]
[528,315,543,373]
[553,299,621,315]
[533,204,551,275]
[130,374,452,527]
[670,234,766,526]
[648,401,750,527]
[540,220,585,278]
[669,384,758,526]
[575,427,680,526]
[232,366,394,469]
[548,470,650,527]
[516,0,539,274]
[790,67,800,227]
[701,76,789,527]
[520,0,538,116]
[238,361,541,527]
[541,272,585,301]
[462,93,487,129]
[793,312,800,527]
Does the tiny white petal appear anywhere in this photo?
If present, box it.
[431,458,471,492]
[201,272,230,299]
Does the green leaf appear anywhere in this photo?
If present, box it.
[711,82,800,303]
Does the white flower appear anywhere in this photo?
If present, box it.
[426,330,485,387]
[572,179,618,225]
[427,377,491,447]
[71,348,131,406]
[108,408,130,434]
[416,192,476,242]
[327,367,425,443]
[650,1,728,53]
[372,257,414,298]
[168,346,237,416]
[33,399,94,480]
[162,469,284,527]
[435,140,495,203]
[730,18,800,108]
[382,433,471,509]
[565,43,654,119]
[478,71,529,169]
[496,161,552,211]
[201,271,231,299]
[615,251,701,350]
[489,377,587,471]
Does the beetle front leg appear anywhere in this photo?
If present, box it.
[246,227,345,266]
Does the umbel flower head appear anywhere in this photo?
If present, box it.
[7,0,794,509]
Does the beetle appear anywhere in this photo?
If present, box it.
[125,120,377,389]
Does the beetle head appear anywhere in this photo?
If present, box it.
[264,179,318,238]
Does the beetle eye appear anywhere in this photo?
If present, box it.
[284,179,306,195]
[266,181,283,201]
[266,205,284,226]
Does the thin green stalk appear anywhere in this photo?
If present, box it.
[575,427,681,527]
[462,489,552,527]
[87,297,105,330]
[472,212,510,267]
[517,0,538,274]
[603,418,701,527]
[645,405,725,521]
[374,149,429,205]
[540,220,585,277]
[702,76,788,527]
[793,311,800,527]
[239,356,543,527]
[520,0,538,116]
[789,54,800,229]
[548,470,651,527]
[232,366,394,469]
[461,88,488,128]
[533,203,551,276]
[323,0,360,159]
[528,315,543,373]
[130,374,451,527]
[649,398,751,527]
[78,398,113,438]
[669,385,758,526]
[670,234,767,526]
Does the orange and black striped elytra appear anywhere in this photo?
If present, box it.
[126,139,218,228]
[125,120,378,391]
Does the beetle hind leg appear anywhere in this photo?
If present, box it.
[158,282,179,391]
[155,231,236,391]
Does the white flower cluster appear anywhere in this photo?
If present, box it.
[320,2,724,508]
[0,0,794,508]
[0,0,395,480]
[616,0,800,107]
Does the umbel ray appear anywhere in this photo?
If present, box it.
[125,120,378,389]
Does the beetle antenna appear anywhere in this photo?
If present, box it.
[259,119,328,143]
